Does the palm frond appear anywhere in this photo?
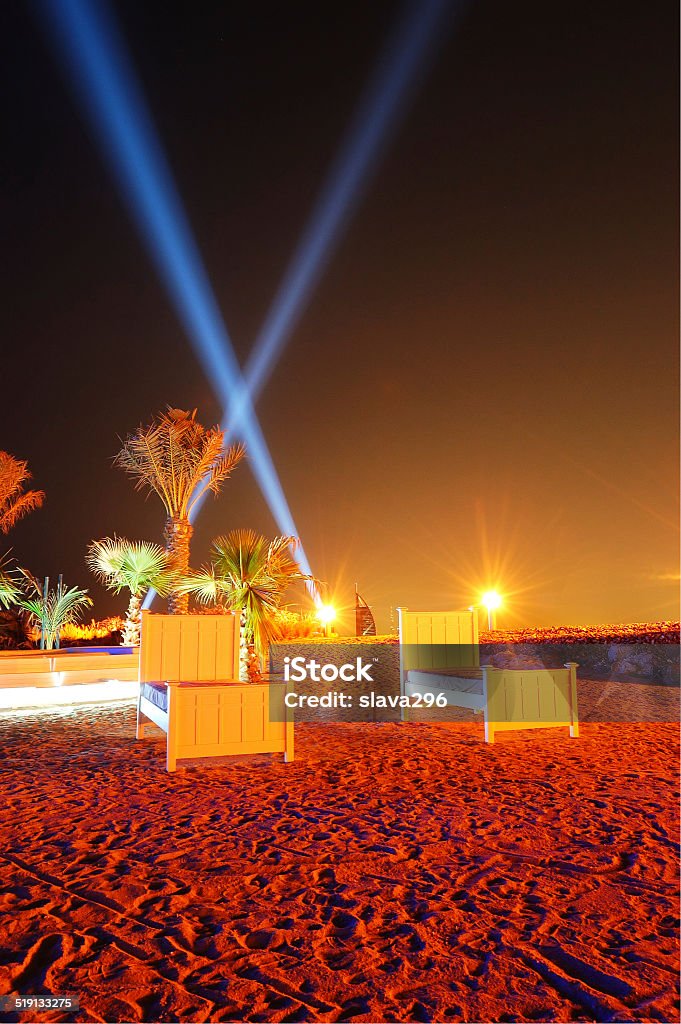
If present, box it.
[50,587,93,627]
[187,441,245,513]
[18,568,41,597]
[0,551,23,609]
[87,537,178,598]
[201,529,317,660]
[177,565,230,604]
[115,409,244,520]
[86,537,127,581]
[17,579,92,649]
[0,451,31,503]
[0,451,45,534]
[113,420,176,512]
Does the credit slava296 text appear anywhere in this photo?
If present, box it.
[282,655,448,709]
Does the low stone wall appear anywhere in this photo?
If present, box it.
[270,638,679,686]
[480,643,679,686]
[268,638,679,726]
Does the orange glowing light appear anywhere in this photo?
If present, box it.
[316,604,336,626]
[481,590,502,612]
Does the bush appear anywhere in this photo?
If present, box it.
[271,608,323,641]
[0,608,32,650]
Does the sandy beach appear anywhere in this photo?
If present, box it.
[0,681,678,1024]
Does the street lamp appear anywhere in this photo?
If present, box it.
[317,604,336,638]
[481,590,502,631]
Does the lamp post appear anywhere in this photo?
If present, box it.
[481,590,502,632]
[317,604,336,638]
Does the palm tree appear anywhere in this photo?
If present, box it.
[0,451,45,534]
[181,530,314,681]
[0,456,42,639]
[87,537,179,645]
[18,575,92,650]
[113,408,244,613]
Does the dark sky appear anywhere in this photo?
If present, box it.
[1,0,678,631]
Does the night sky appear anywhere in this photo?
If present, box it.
[1,0,678,631]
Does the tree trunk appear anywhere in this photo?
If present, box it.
[123,592,142,646]
[238,609,249,682]
[238,608,262,683]
[164,515,193,614]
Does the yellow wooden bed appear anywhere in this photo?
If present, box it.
[136,611,294,771]
[398,608,579,743]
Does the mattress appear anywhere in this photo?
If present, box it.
[141,681,169,712]
[406,667,484,695]
[140,680,245,712]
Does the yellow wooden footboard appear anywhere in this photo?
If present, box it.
[164,681,293,771]
[482,662,579,743]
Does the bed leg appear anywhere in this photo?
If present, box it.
[166,688,177,772]
[136,705,146,739]
[401,682,409,722]
[284,722,295,763]
[566,661,580,739]
[284,684,295,762]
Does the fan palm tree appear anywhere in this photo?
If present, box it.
[0,451,45,534]
[18,575,92,650]
[181,530,314,681]
[113,408,244,613]
[87,537,179,645]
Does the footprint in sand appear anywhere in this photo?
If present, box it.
[311,866,338,886]
[338,995,372,1019]
[365,843,397,854]
[243,928,278,950]
[320,948,355,971]
[234,927,288,951]
[326,911,364,939]
[377,955,403,974]
[264,992,293,1010]
[11,932,68,990]
[358,905,375,924]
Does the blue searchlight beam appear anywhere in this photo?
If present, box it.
[228,0,463,438]
[36,0,316,589]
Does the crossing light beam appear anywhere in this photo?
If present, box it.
[228,0,463,437]
[36,0,316,586]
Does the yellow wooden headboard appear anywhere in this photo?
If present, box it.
[397,608,480,674]
[140,611,240,683]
